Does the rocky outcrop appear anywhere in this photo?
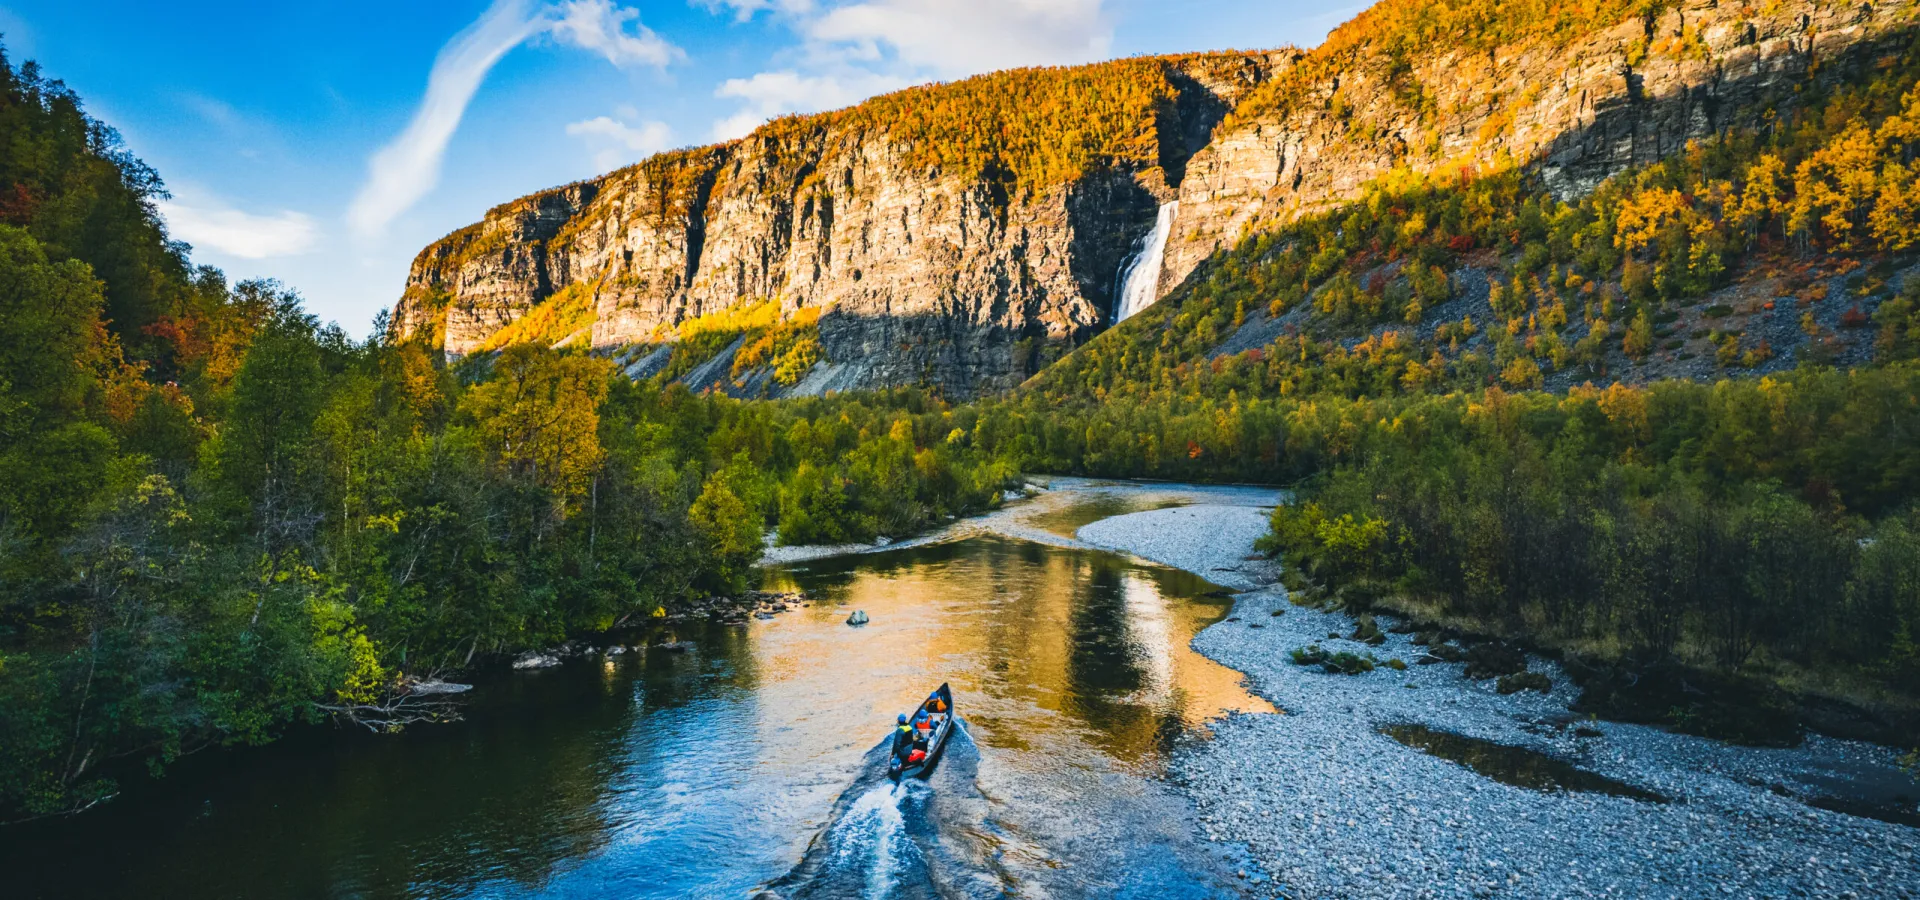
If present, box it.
[395,183,599,354]
[1161,0,1916,292]
[393,53,1291,393]
[395,0,1915,395]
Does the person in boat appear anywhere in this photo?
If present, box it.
[913,690,946,736]
[893,714,927,766]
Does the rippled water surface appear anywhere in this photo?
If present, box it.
[6,531,1269,899]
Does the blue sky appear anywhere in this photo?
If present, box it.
[0,0,1360,333]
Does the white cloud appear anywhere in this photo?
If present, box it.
[347,1,545,238]
[567,115,674,169]
[177,92,243,130]
[809,0,1110,77]
[548,0,683,67]
[700,0,1109,141]
[710,69,911,140]
[348,0,682,238]
[697,0,816,22]
[159,192,319,260]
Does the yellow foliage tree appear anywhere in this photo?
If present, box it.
[461,345,612,501]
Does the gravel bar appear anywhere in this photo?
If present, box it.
[1076,503,1920,900]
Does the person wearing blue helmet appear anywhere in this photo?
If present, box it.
[891,713,919,764]
[912,690,945,739]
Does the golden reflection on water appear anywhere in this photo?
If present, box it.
[758,536,1273,769]
[3,532,1273,900]
[1018,492,1192,540]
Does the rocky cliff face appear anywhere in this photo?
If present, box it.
[393,52,1290,395]
[1160,0,1915,293]
[394,0,1913,395]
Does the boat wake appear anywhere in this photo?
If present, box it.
[834,782,916,899]
[762,722,1011,900]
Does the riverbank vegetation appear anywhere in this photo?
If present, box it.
[961,362,1920,744]
[0,51,1012,819]
[1254,372,1920,740]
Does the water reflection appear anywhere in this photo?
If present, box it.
[6,535,1264,899]
[1019,492,1190,540]
[763,536,1270,768]
[1382,725,1668,803]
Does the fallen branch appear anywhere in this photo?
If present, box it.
[316,687,464,733]
[0,790,118,827]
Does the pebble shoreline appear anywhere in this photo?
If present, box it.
[1076,500,1920,900]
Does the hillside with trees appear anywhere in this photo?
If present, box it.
[6,0,1920,823]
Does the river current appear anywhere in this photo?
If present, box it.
[7,491,1275,899]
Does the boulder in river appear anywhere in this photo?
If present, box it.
[846,610,870,626]
[512,652,560,670]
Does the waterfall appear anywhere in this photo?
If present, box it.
[1115,200,1179,321]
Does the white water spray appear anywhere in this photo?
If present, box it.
[1115,200,1179,321]
[831,782,913,899]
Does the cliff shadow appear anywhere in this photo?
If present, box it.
[644,308,1081,401]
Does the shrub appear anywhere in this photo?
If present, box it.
[1289,644,1377,675]
[1464,643,1527,679]
[1497,671,1553,694]
[1427,643,1467,663]
[1325,652,1376,675]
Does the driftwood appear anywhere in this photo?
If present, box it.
[318,678,467,733]
[0,791,117,826]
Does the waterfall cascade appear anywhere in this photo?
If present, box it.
[1115,201,1179,321]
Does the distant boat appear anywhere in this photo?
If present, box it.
[889,683,956,781]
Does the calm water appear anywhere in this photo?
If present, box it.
[1380,725,1668,803]
[5,533,1269,899]
[1019,491,1189,540]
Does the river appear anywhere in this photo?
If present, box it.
[4,487,1279,899]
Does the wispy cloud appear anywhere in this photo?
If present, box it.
[159,189,319,260]
[567,115,674,169]
[808,0,1109,77]
[348,0,682,238]
[710,69,909,140]
[702,0,1110,141]
[176,92,244,130]
[549,0,684,67]
[696,0,817,22]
